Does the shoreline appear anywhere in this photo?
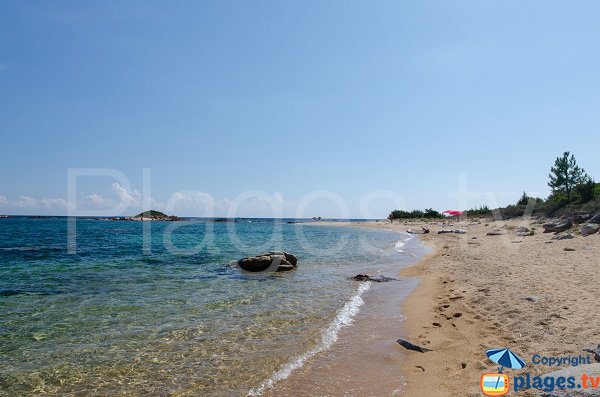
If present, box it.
[294,218,600,396]
[258,223,427,396]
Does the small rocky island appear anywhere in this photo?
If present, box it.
[106,210,182,221]
[237,252,297,272]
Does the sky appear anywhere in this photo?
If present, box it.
[1,1,599,218]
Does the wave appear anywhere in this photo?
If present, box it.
[247,281,371,396]
[394,233,414,252]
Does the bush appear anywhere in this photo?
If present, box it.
[517,192,530,206]
[575,178,597,203]
[464,205,492,217]
[388,208,444,220]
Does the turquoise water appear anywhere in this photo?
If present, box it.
[0,218,422,396]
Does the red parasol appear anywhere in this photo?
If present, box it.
[443,210,463,216]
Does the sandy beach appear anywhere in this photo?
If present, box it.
[289,218,600,396]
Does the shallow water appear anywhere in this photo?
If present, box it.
[0,218,423,396]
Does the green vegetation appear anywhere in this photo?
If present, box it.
[491,152,599,218]
[548,151,588,201]
[388,208,444,220]
[464,205,492,217]
[134,210,170,219]
[387,151,600,220]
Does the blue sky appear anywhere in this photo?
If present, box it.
[1,1,599,217]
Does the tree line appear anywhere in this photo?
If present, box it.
[388,151,598,220]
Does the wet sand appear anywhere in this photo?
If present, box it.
[267,218,600,396]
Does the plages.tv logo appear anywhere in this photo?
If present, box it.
[480,348,526,396]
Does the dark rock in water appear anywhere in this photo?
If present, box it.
[0,290,20,297]
[543,220,572,233]
[352,274,398,283]
[397,338,432,353]
[581,224,600,237]
[237,251,297,272]
[276,263,295,271]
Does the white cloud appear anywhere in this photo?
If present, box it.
[41,197,72,210]
[84,193,113,208]
[14,196,37,208]
[111,182,141,207]
[166,191,216,216]
[1,189,295,217]
[223,192,289,218]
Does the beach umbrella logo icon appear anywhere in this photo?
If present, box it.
[480,348,526,396]
[486,348,526,372]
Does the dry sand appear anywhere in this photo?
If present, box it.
[288,217,600,396]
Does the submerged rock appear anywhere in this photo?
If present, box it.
[237,252,298,272]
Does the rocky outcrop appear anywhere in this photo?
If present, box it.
[581,224,600,237]
[543,220,572,233]
[573,214,594,224]
[589,214,600,224]
[237,252,297,272]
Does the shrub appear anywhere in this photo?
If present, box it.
[575,178,597,203]
[388,208,444,220]
[464,205,492,217]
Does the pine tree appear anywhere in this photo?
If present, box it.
[548,152,586,201]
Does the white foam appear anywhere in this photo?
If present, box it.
[394,233,414,252]
[247,282,371,396]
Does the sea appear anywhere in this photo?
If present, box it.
[0,217,425,396]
